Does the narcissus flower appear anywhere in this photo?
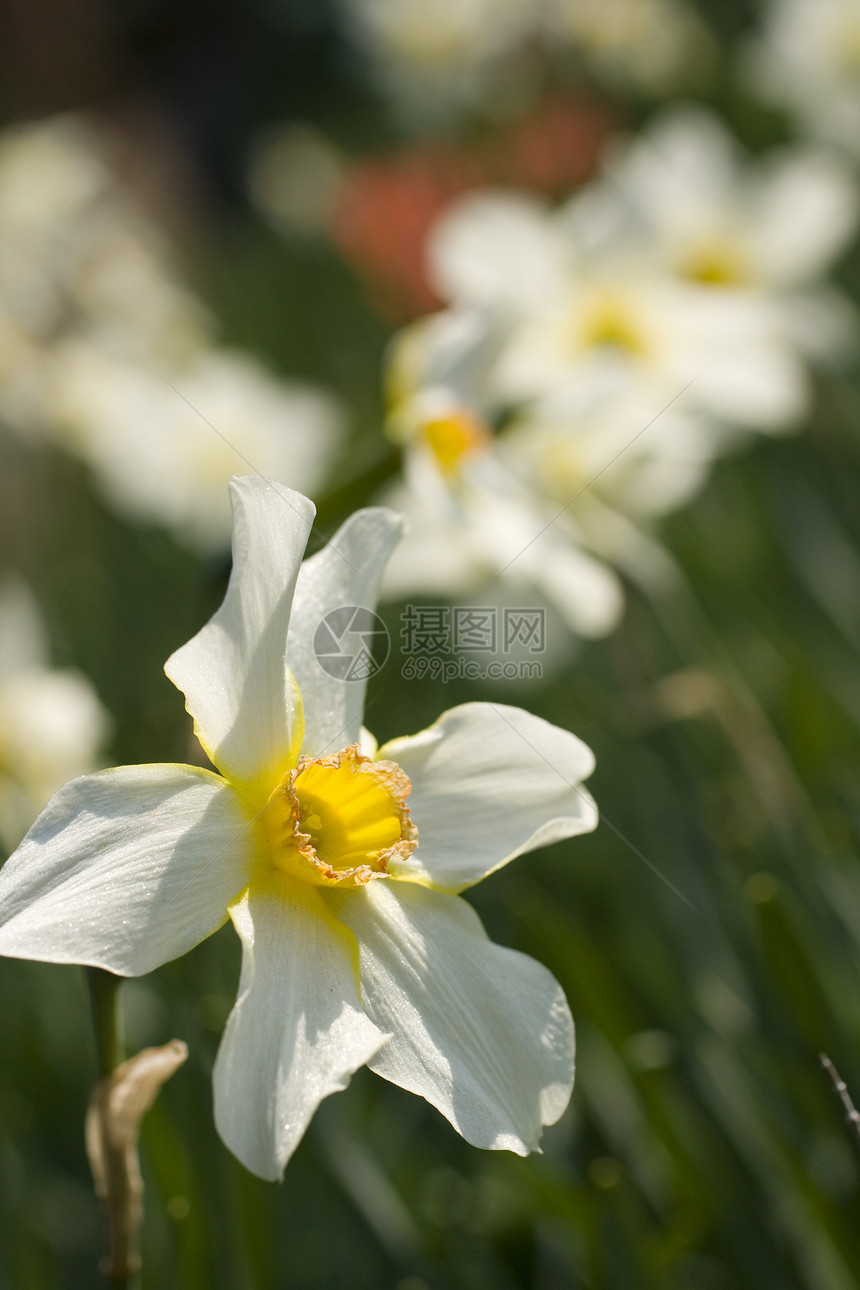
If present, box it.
[0,477,598,1180]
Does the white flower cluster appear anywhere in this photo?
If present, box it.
[0,581,109,852]
[340,0,713,114]
[381,106,858,634]
[0,116,344,550]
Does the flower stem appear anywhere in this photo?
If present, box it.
[88,966,125,1079]
[86,967,130,1288]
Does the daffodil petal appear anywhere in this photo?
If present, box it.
[428,190,568,312]
[213,876,388,1181]
[753,152,859,287]
[0,764,254,975]
[332,881,574,1154]
[379,703,597,892]
[285,507,404,758]
[164,477,315,795]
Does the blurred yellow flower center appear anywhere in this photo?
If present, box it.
[579,295,649,356]
[679,239,750,286]
[424,410,491,473]
[263,745,418,887]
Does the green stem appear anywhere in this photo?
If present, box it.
[87,967,131,1289]
[87,967,124,1078]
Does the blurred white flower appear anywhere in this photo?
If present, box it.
[68,207,209,366]
[382,452,625,639]
[382,309,625,638]
[428,186,823,434]
[602,106,858,294]
[596,105,859,368]
[340,0,534,117]
[0,115,346,546]
[340,0,712,115]
[381,115,858,619]
[747,0,860,160]
[385,306,509,440]
[0,478,597,1180]
[48,343,345,550]
[0,116,107,230]
[542,0,714,94]
[502,376,716,528]
[0,581,109,852]
[0,117,207,408]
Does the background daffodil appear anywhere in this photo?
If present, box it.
[0,476,598,1180]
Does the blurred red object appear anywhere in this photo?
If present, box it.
[497,96,613,193]
[331,96,614,322]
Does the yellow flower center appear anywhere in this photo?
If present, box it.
[262,745,418,887]
[423,410,491,474]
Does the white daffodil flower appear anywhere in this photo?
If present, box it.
[0,477,598,1181]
